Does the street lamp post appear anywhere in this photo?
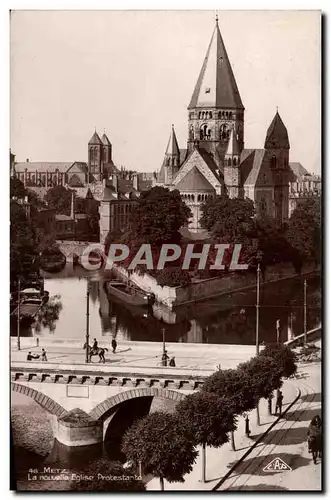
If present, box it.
[17,279,21,351]
[255,262,261,426]
[304,279,307,344]
[85,281,90,363]
[255,263,261,356]
[162,327,166,355]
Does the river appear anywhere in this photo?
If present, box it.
[11,266,321,490]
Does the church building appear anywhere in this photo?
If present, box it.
[155,17,291,232]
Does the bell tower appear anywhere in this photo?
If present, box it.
[88,130,103,180]
[187,16,244,170]
[163,125,180,186]
[264,110,290,222]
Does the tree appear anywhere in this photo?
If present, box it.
[238,356,283,422]
[287,198,321,267]
[121,186,192,248]
[10,177,26,199]
[259,343,297,378]
[122,412,197,490]
[200,196,258,265]
[44,185,73,215]
[10,201,38,289]
[176,392,237,482]
[155,266,191,287]
[69,459,145,492]
[202,368,257,450]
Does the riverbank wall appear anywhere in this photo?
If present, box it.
[112,263,319,309]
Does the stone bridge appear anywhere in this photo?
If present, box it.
[56,240,99,262]
[11,361,211,447]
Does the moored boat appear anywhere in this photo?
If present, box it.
[106,281,155,307]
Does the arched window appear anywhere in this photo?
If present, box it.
[233,158,237,166]
[200,124,208,140]
[218,112,222,119]
[271,156,277,169]
[229,111,233,119]
[209,111,212,119]
[228,158,232,166]
[166,158,170,166]
[220,124,229,140]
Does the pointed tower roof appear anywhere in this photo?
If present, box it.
[188,17,244,110]
[165,125,180,156]
[264,111,290,149]
[225,127,240,156]
[102,133,111,146]
[88,131,103,145]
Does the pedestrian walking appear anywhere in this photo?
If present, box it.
[307,415,322,464]
[161,350,169,367]
[112,338,117,354]
[275,390,283,416]
[169,356,176,367]
[41,348,48,362]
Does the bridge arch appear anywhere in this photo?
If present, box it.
[89,387,186,420]
[11,382,67,418]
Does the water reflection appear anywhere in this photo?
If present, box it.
[12,267,321,345]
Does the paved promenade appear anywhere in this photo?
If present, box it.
[10,338,256,372]
[146,362,321,491]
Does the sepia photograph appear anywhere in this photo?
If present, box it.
[10,9,321,492]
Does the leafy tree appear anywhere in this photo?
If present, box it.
[10,201,38,289]
[202,368,257,450]
[176,392,237,482]
[10,177,26,199]
[121,186,191,248]
[155,266,191,287]
[259,343,297,378]
[69,459,145,492]
[200,196,258,265]
[238,356,283,422]
[44,185,73,215]
[122,412,197,490]
[287,198,321,266]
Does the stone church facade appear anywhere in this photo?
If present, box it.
[155,17,291,232]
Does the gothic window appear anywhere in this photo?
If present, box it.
[233,158,237,166]
[228,158,232,167]
[209,111,212,119]
[166,158,170,166]
[218,112,222,119]
[207,129,211,140]
[229,111,233,119]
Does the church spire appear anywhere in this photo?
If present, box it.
[165,124,180,156]
[188,20,244,110]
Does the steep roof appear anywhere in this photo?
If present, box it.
[188,19,244,110]
[165,126,180,156]
[289,162,309,180]
[88,131,103,145]
[102,133,112,146]
[264,111,290,149]
[225,127,240,156]
[175,165,214,191]
[14,162,72,173]
[243,149,266,186]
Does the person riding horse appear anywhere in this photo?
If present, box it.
[307,415,322,464]
[83,341,108,363]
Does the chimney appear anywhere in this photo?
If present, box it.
[133,173,139,191]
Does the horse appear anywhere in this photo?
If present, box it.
[83,343,108,363]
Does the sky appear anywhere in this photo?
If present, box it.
[10,10,321,174]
